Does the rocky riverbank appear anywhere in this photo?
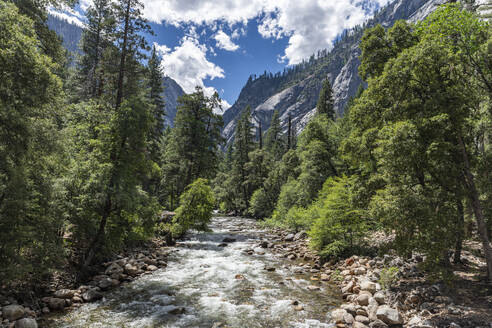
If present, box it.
[253,228,492,328]
[0,239,172,328]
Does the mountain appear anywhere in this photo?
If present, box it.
[47,14,83,54]
[222,0,447,145]
[46,13,185,127]
[162,76,186,127]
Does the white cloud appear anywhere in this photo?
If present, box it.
[48,6,85,27]
[214,31,239,51]
[155,37,225,98]
[58,0,392,65]
[141,0,393,65]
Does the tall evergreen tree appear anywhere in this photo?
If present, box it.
[77,0,115,99]
[317,78,335,120]
[265,110,285,160]
[114,0,152,109]
[147,45,165,162]
[231,106,256,212]
[161,88,223,209]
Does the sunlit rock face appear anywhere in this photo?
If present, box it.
[222,0,445,145]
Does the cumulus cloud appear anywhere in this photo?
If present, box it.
[48,5,85,27]
[154,37,225,98]
[214,31,239,51]
[141,0,393,65]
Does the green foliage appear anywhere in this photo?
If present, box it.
[161,88,223,209]
[317,78,335,120]
[0,2,65,283]
[348,4,492,277]
[308,176,367,259]
[171,179,215,238]
[379,266,399,290]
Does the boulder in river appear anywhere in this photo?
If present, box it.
[222,237,236,243]
[124,264,138,276]
[2,304,25,321]
[82,289,103,302]
[47,298,66,311]
[15,318,38,328]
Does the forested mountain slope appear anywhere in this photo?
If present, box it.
[221,0,447,145]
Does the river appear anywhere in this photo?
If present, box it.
[46,216,341,328]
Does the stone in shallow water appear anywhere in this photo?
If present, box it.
[2,305,25,321]
[15,318,38,328]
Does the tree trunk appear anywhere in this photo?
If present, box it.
[459,135,492,281]
[115,0,130,110]
[454,197,464,264]
[287,114,292,150]
[83,195,111,269]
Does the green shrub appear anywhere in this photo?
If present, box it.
[308,175,367,259]
[249,187,271,219]
[171,178,215,238]
[379,266,399,290]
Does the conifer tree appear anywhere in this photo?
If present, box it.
[114,0,152,109]
[265,110,285,160]
[317,78,335,120]
[78,0,115,99]
[147,45,165,162]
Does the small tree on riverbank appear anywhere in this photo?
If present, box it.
[170,178,215,238]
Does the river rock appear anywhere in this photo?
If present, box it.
[2,305,25,321]
[354,267,366,275]
[376,305,403,325]
[222,237,236,243]
[124,264,138,276]
[355,315,369,324]
[331,309,348,323]
[294,231,307,240]
[105,263,123,275]
[320,273,330,281]
[360,281,377,294]
[369,319,388,328]
[307,285,320,291]
[53,289,74,299]
[353,322,369,328]
[82,289,103,302]
[373,291,385,304]
[260,241,269,248]
[341,280,354,294]
[357,294,370,306]
[284,234,295,242]
[98,278,113,290]
[47,298,65,311]
[14,318,37,328]
[147,265,158,271]
[343,312,354,324]
[341,303,356,315]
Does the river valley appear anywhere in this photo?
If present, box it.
[46,217,341,328]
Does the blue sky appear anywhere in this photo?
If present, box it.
[51,0,391,111]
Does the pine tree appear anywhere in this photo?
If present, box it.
[147,45,165,162]
[317,78,335,120]
[265,110,285,160]
[231,106,256,212]
[160,88,223,208]
[114,0,152,110]
[77,0,115,99]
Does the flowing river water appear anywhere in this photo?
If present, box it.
[46,216,341,328]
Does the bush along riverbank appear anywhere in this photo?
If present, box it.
[254,227,492,328]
